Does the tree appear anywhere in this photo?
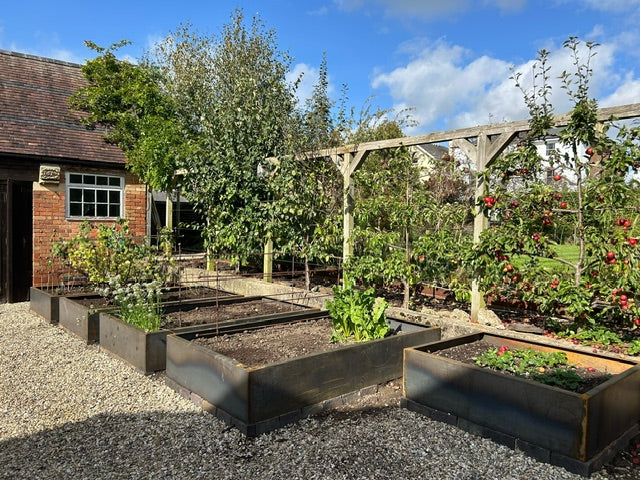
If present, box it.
[69,40,182,192]
[150,11,297,266]
[269,54,344,289]
[471,38,640,326]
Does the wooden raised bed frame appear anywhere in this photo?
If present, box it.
[165,317,441,436]
[402,332,640,476]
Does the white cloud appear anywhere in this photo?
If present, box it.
[287,63,327,107]
[372,38,634,133]
[600,72,640,107]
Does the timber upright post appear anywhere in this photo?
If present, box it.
[342,152,355,262]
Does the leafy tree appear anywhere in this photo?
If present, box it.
[269,54,344,289]
[471,38,640,327]
[150,11,297,266]
[69,41,182,192]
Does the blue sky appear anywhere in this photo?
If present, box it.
[2,0,640,134]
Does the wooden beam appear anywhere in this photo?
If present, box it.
[305,103,640,159]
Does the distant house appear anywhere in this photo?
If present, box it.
[0,50,147,303]
[410,143,450,182]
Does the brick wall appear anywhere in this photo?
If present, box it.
[32,167,147,287]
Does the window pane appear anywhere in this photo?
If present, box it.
[69,188,82,202]
[96,204,108,217]
[69,203,82,216]
[109,205,120,217]
[97,190,107,202]
[109,177,121,187]
[83,204,95,216]
[109,191,120,203]
[83,189,95,202]
[96,176,109,185]
[69,174,82,184]
[83,175,96,185]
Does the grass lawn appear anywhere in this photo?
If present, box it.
[515,244,580,273]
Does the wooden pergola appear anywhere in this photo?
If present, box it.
[307,103,640,321]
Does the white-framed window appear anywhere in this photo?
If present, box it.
[66,172,124,219]
[545,141,557,157]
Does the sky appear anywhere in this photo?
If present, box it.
[2,0,640,135]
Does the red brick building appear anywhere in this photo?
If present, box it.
[0,50,147,302]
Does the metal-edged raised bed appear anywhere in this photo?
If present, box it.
[99,296,316,374]
[29,286,96,324]
[402,332,640,476]
[165,316,441,436]
[59,286,238,344]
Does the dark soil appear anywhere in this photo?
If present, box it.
[162,300,305,329]
[67,287,232,308]
[192,318,347,366]
[161,287,232,302]
[432,340,613,394]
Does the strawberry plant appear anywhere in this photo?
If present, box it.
[475,346,593,391]
[470,38,640,329]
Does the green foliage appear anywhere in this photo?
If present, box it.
[97,275,162,331]
[52,219,170,286]
[349,122,474,306]
[150,11,297,265]
[475,345,586,391]
[325,280,389,342]
[69,41,182,192]
[470,37,640,327]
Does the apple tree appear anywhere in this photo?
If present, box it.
[471,38,640,327]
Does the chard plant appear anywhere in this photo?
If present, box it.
[325,279,389,342]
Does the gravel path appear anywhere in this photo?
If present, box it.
[0,302,633,479]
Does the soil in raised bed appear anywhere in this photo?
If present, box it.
[163,300,305,329]
[432,340,612,394]
[66,287,232,308]
[193,318,352,367]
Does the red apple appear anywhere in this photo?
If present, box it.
[630,238,638,245]
[606,251,616,260]
[553,174,562,181]
[586,147,594,156]
[560,202,567,208]
[634,318,640,326]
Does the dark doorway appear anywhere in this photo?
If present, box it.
[1,180,32,302]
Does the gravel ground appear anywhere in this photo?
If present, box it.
[0,302,634,480]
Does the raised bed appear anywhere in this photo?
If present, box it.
[402,332,640,476]
[59,294,114,344]
[165,316,441,436]
[99,297,316,374]
[29,286,95,324]
[58,287,240,344]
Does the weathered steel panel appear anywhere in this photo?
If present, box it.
[166,315,441,431]
[29,286,59,323]
[403,332,640,463]
[249,326,441,423]
[59,295,111,344]
[167,334,250,422]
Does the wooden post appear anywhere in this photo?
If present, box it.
[165,189,173,256]
[263,237,273,283]
[342,152,355,262]
[471,134,489,322]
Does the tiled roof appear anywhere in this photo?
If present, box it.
[0,49,125,165]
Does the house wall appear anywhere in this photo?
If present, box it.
[32,167,147,287]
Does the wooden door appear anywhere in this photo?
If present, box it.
[6,180,32,302]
